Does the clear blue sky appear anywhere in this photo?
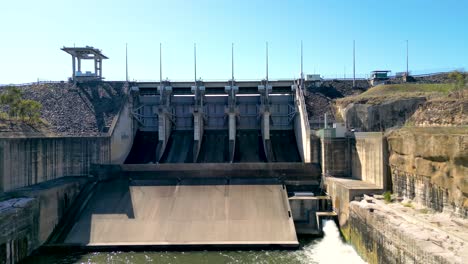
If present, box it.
[1,0,467,83]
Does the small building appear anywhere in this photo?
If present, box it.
[62,46,108,82]
[369,70,391,86]
[305,74,322,87]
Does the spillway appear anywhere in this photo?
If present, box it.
[270,130,301,162]
[124,131,159,164]
[196,130,230,163]
[63,179,298,247]
[234,130,266,162]
[159,131,194,163]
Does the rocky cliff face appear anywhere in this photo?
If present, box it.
[337,98,426,131]
[386,128,467,217]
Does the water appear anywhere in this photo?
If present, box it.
[22,221,366,264]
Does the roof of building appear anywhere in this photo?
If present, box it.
[370,70,391,73]
[61,46,109,59]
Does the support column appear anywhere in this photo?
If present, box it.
[193,111,204,162]
[156,111,172,162]
[94,59,98,77]
[156,84,173,162]
[77,58,81,72]
[72,55,76,80]
[228,112,236,162]
[191,84,205,162]
[259,84,274,162]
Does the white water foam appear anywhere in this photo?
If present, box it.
[301,220,367,264]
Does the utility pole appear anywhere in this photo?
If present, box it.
[406,40,409,76]
[125,43,128,82]
[266,42,269,85]
[231,43,234,86]
[159,43,162,84]
[194,43,197,84]
[353,40,356,87]
[301,40,304,90]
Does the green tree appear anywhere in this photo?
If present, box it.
[0,86,23,118]
[448,71,467,97]
[18,99,42,124]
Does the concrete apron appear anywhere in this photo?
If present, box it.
[54,179,299,249]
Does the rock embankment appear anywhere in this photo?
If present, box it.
[305,79,369,123]
[0,82,127,136]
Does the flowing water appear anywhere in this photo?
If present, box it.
[22,221,366,264]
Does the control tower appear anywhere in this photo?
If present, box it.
[61,46,108,81]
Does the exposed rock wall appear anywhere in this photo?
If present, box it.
[387,128,467,218]
[337,98,426,131]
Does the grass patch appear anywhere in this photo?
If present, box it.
[418,208,430,214]
[383,191,392,204]
[402,202,414,208]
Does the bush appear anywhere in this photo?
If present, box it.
[383,191,392,203]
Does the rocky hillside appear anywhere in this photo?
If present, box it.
[335,82,466,131]
[0,82,127,136]
[305,79,370,124]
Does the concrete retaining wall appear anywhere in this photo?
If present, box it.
[343,201,464,264]
[351,132,389,189]
[321,137,350,177]
[0,177,87,263]
[0,136,109,192]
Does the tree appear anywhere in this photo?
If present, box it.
[18,100,42,124]
[0,86,23,118]
[448,71,467,98]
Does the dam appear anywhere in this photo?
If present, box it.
[2,46,463,264]
[39,77,332,250]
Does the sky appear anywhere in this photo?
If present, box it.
[0,0,467,84]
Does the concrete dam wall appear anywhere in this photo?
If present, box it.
[0,136,109,192]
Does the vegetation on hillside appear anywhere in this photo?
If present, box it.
[0,86,42,125]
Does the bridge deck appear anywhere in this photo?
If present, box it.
[64,180,298,247]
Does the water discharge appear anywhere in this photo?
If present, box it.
[23,221,366,264]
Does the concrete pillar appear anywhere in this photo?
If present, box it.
[193,111,204,162]
[94,59,98,77]
[72,56,76,79]
[261,110,274,162]
[228,112,236,162]
[262,111,270,140]
[77,58,81,72]
[156,111,172,162]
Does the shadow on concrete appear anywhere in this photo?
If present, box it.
[159,131,194,163]
[196,130,229,163]
[63,179,135,244]
[270,130,301,162]
[234,130,266,163]
[124,130,159,164]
